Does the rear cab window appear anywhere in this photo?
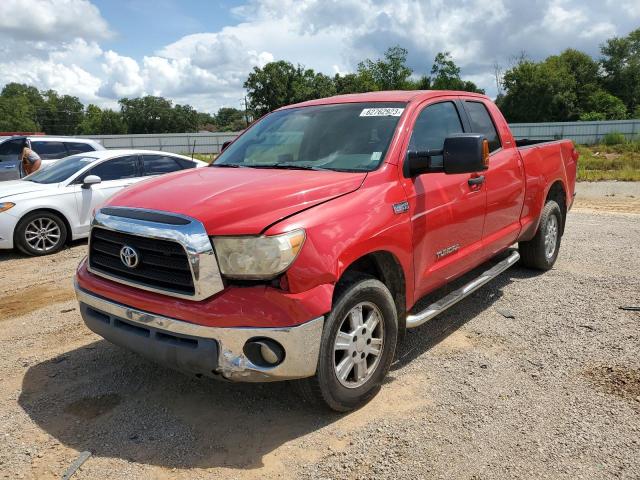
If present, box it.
[463,101,502,153]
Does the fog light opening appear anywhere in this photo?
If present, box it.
[243,338,285,367]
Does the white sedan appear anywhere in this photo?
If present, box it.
[0,149,207,256]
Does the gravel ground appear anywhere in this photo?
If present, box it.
[0,196,638,479]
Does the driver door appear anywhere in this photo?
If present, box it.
[72,155,141,235]
[400,99,488,300]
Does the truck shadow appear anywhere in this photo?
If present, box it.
[392,264,539,371]
[19,340,342,470]
[18,261,538,471]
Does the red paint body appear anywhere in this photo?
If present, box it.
[76,91,577,328]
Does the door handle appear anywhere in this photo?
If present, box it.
[468,175,485,186]
[3,165,14,169]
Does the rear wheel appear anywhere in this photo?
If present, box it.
[15,212,68,256]
[297,277,398,412]
[519,199,562,270]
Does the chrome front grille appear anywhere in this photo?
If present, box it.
[90,228,195,295]
[88,207,224,300]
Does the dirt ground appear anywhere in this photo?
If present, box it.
[0,193,638,479]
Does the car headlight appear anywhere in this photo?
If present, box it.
[212,229,305,280]
[0,202,15,213]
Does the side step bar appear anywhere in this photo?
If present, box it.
[406,250,520,329]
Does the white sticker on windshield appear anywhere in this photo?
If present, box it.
[360,108,404,117]
[371,151,382,161]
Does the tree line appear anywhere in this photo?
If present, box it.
[0,28,637,135]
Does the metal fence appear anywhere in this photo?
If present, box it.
[509,119,640,145]
[77,132,240,155]
[23,118,640,154]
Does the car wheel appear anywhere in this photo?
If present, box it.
[15,212,68,256]
[519,199,562,270]
[297,277,398,412]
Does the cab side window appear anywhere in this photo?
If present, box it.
[85,156,138,182]
[65,142,95,155]
[463,101,501,152]
[31,141,68,159]
[141,154,184,176]
[409,102,464,167]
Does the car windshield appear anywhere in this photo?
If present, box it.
[24,155,96,184]
[213,102,406,172]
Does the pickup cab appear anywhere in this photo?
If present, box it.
[74,91,578,411]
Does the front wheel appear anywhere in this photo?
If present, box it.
[298,277,398,412]
[15,211,68,256]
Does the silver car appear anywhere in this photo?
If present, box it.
[0,136,105,181]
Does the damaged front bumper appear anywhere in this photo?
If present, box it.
[75,281,324,382]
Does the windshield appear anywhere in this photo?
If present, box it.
[213,102,406,172]
[24,155,96,184]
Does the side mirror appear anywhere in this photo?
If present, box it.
[404,150,441,177]
[220,140,232,152]
[442,134,489,174]
[82,175,101,189]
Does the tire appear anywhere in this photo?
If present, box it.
[519,199,562,270]
[15,211,68,256]
[297,277,398,412]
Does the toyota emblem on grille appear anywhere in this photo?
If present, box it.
[119,245,140,268]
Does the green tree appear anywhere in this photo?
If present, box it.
[429,52,484,93]
[579,90,628,120]
[119,96,175,133]
[215,107,246,131]
[497,59,578,122]
[0,96,40,131]
[600,28,640,115]
[38,90,85,135]
[356,46,413,90]
[244,61,338,116]
[333,72,378,94]
[1,83,43,130]
[79,104,127,134]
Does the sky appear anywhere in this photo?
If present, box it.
[0,0,638,113]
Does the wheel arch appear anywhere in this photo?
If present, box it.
[334,250,407,333]
[14,207,73,245]
[546,180,567,235]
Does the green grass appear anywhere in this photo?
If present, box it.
[577,141,640,181]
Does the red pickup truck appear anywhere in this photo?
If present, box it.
[74,90,577,411]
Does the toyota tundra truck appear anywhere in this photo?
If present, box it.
[74,90,577,411]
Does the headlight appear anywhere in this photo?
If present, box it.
[212,229,305,279]
[0,202,15,213]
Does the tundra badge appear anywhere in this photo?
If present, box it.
[436,244,460,259]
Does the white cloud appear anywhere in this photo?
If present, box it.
[1,0,639,111]
[0,0,111,42]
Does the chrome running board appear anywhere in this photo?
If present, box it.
[406,250,520,329]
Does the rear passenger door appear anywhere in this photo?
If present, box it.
[72,155,141,234]
[141,154,187,176]
[460,99,524,256]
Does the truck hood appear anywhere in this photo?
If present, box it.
[105,167,366,235]
[0,180,59,200]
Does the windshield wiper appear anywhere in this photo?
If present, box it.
[249,163,331,171]
[210,163,246,168]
